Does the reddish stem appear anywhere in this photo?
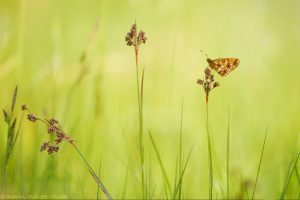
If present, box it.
[135,47,139,64]
[206,93,209,106]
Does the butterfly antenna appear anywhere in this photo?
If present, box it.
[200,49,209,58]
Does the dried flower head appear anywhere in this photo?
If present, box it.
[197,67,220,104]
[47,145,59,154]
[49,118,58,125]
[125,23,147,48]
[27,114,37,122]
[23,105,73,155]
[40,142,49,152]
[21,104,27,110]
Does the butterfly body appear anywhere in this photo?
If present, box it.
[206,57,240,76]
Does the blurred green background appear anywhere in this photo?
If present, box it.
[1,0,300,199]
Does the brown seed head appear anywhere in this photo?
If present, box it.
[197,67,220,101]
[27,114,37,122]
[24,106,72,155]
[49,118,58,125]
[213,82,220,88]
[197,79,204,86]
[21,104,27,110]
[40,142,49,152]
[125,23,147,48]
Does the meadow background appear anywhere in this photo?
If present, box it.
[1,0,300,199]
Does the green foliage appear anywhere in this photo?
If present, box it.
[1,0,300,199]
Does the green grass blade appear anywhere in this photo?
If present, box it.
[178,99,184,200]
[11,86,18,114]
[148,131,172,195]
[206,103,213,200]
[173,147,194,199]
[173,155,179,199]
[11,111,25,154]
[163,176,169,199]
[280,161,293,200]
[97,156,103,200]
[280,151,300,199]
[227,111,230,200]
[252,127,268,200]
[71,142,113,200]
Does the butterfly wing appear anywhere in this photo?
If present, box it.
[208,58,240,76]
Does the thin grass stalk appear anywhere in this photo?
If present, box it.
[70,142,113,200]
[280,151,300,199]
[252,127,268,200]
[134,38,145,199]
[97,156,102,200]
[148,131,172,194]
[206,100,213,200]
[125,23,147,198]
[178,99,184,199]
[227,111,230,199]
[295,163,300,186]
[173,147,194,199]
[163,177,169,199]
[1,115,12,192]
[296,163,300,199]
[1,110,24,193]
[173,155,179,198]
[1,86,20,193]
[135,43,145,198]
[197,68,219,200]
[281,160,293,199]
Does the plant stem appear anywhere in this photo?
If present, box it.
[1,110,13,193]
[135,44,145,198]
[179,99,184,199]
[206,100,213,200]
[252,128,268,200]
[280,151,300,199]
[227,112,230,200]
[1,165,7,193]
[70,142,113,200]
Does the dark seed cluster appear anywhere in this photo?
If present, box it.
[22,105,72,155]
[125,23,147,48]
[197,67,220,102]
[27,113,37,122]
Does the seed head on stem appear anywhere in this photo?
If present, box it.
[22,105,73,155]
[21,105,113,199]
[197,67,219,199]
[125,23,147,48]
[125,22,147,199]
[197,67,220,104]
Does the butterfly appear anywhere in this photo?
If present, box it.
[201,50,240,77]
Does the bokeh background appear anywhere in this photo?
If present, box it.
[1,0,300,199]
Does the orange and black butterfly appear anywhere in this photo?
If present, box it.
[201,50,240,77]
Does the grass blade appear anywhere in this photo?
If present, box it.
[71,142,113,200]
[173,155,179,198]
[252,127,268,200]
[173,147,194,199]
[11,86,18,113]
[148,131,172,195]
[178,99,184,199]
[206,102,213,199]
[280,151,300,199]
[227,111,230,199]
[97,156,103,200]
